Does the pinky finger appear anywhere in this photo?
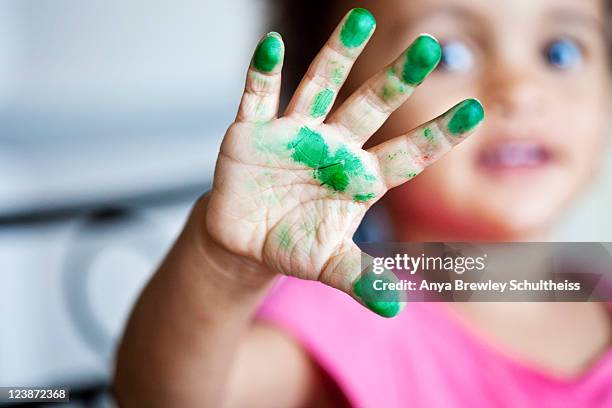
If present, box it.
[370,98,485,189]
[236,32,285,123]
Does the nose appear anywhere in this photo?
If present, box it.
[481,59,548,120]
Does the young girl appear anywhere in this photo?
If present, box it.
[113,0,612,406]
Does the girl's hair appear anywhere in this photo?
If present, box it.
[270,0,612,102]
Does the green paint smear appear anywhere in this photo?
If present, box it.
[381,68,407,101]
[353,193,375,202]
[253,122,286,156]
[402,35,441,85]
[387,150,407,161]
[253,33,283,73]
[423,127,434,142]
[406,172,418,178]
[288,127,375,197]
[340,8,376,48]
[277,224,292,249]
[381,82,406,101]
[354,272,401,318]
[447,99,485,135]
[299,221,317,237]
[381,85,393,101]
[311,88,334,118]
[331,66,344,86]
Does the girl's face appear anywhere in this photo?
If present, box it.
[349,0,610,240]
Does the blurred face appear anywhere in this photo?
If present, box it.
[347,0,610,240]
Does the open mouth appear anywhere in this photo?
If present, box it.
[478,140,554,173]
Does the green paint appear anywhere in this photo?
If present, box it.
[381,83,406,101]
[331,66,344,85]
[353,193,375,202]
[353,272,401,318]
[253,32,283,72]
[423,127,434,142]
[381,86,393,101]
[381,68,408,101]
[288,127,375,193]
[316,148,355,191]
[253,122,289,158]
[311,88,334,118]
[253,122,268,151]
[402,35,441,85]
[299,221,317,237]
[278,224,292,249]
[447,99,485,135]
[340,8,376,48]
[406,172,418,178]
[255,102,266,116]
[386,150,408,161]
[253,122,274,153]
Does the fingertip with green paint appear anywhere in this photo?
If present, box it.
[401,34,442,85]
[340,8,376,48]
[253,32,284,73]
[446,98,485,136]
[353,272,404,318]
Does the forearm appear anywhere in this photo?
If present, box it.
[113,197,274,407]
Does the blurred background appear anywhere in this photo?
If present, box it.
[1,0,611,406]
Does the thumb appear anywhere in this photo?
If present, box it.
[318,242,406,318]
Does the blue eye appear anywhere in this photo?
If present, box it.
[439,41,474,72]
[545,39,582,69]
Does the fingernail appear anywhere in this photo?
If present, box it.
[447,98,485,135]
[340,8,376,48]
[401,34,442,85]
[353,271,403,318]
[253,32,284,73]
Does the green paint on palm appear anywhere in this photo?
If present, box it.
[311,88,334,118]
[299,221,317,237]
[278,224,292,249]
[253,33,283,72]
[340,8,376,48]
[447,99,485,135]
[402,35,441,85]
[288,127,376,200]
[253,122,286,156]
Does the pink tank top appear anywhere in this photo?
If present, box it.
[256,277,612,408]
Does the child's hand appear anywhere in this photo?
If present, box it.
[205,8,484,316]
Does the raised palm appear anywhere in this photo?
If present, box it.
[206,9,484,316]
